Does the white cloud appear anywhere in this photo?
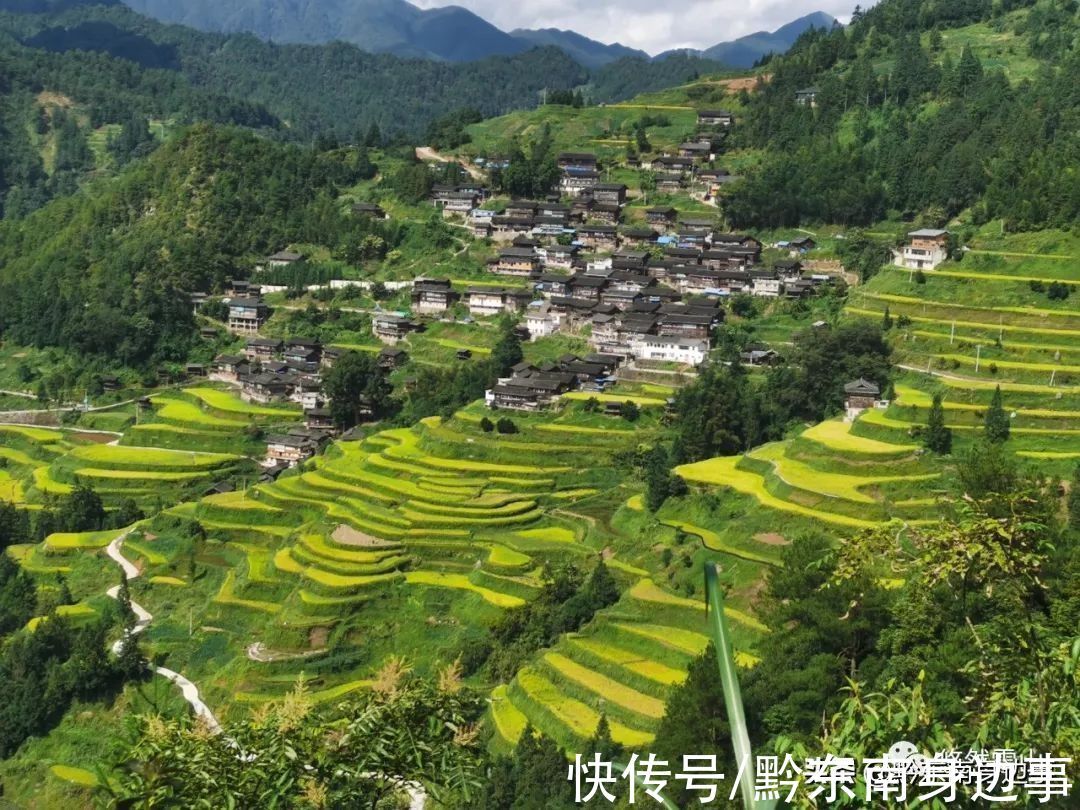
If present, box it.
[411,0,858,53]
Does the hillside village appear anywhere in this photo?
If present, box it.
[200,104,865,455]
[1,0,1078,803]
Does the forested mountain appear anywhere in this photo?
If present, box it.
[0,126,375,366]
[657,10,838,67]
[721,0,1080,231]
[704,10,839,66]
[509,28,648,69]
[117,0,835,67]
[0,3,591,140]
[122,0,531,62]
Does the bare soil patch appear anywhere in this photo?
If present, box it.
[754,532,790,547]
[332,524,398,548]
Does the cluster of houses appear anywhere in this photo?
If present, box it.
[486,354,625,411]
[212,336,406,468]
[398,207,835,381]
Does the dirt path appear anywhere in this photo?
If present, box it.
[415,146,486,182]
[105,530,222,733]
[246,642,325,663]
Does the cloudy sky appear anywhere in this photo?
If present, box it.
[411,0,857,53]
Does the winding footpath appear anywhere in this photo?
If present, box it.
[104,531,426,809]
[105,530,222,734]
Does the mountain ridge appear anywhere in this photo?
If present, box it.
[117,0,835,66]
[657,11,839,67]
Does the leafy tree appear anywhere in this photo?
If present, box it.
[957,439,1018,504]
[923,392,952,454]
[644,445,672,512]
[479,416,494,433]
[1069,464,1080,530]
[323,350,394,429]
[490,320,524,376]
[0,553,36,635]
[60,484,106,533]
[98,665,486,807]
[480,728,575,810]
[881,305,893,331]
[495,418,518,435]
[619,400,640,422]
[984,384,1010,443]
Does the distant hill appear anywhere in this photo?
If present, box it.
[658,11,838,67]
[117,1,833,66]
[509,28,647,69]
[120,0,531,61]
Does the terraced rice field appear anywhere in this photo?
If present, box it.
[6,395,765,763]
[184,387,301,418]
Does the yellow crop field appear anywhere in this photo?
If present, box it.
[33,467,73,494]
[675,456,880,529]
[202,491,283,512]
[513,527,577,543]
[937,353,1080,374]
[28,603,96,631]
[154,398,248,428]
[185,388,300,418]
[535,423,634,436]
[45,529,120,550]
[487,544,532,569]
[800,419,917,455]
[49,765,99,786]
[302,567,402,590]
[562,392,666,407]
[404,571,525,607]
[70,444,239,469]
[629,579,704,610]
[543,653,666,718]
[0,471,24,503]
[0,425,63,443]
[213,571,282,613]
[567,637,687,685]
[0,446,38,466]
[75,468,206,481]
[616,623,709,655]
[516,669,654,747]
[749,442,938,504]
[149,576,188,587]
[490,684,528,745]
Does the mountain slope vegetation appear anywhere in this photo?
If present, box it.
[0,125,374,365]
[122,0,532,61]
[722,0,1080,230]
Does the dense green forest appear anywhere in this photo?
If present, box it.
[0,1,724,142]
[724,0,1080,230]
[0,126,382,366]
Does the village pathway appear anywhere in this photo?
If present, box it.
[415,146,486,181]
[105,530,223,733]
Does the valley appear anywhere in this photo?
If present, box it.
[0,0,1077,806]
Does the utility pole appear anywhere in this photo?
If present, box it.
[950,320,956,345]
[975,344,982,373]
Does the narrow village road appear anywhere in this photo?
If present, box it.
[415,146,486,181]
[105,530,223,734]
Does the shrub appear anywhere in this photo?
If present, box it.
[620,401,640,422]
[479,416,495,433]
[1047,282,1070,301]
[496,418,518,435]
